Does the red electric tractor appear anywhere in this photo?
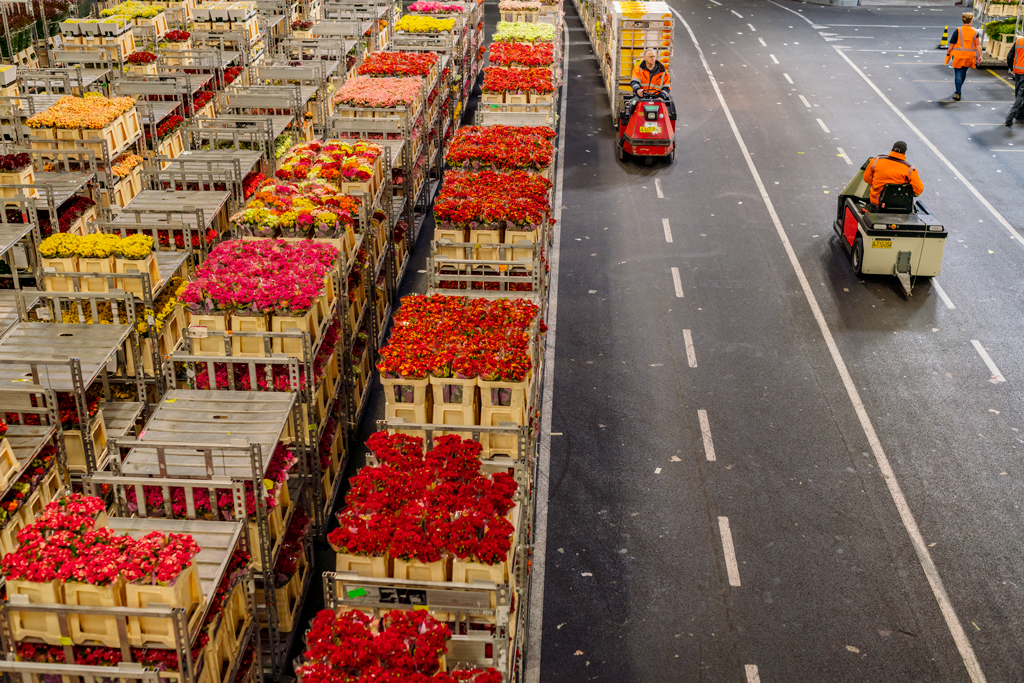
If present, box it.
[616,89,676,165]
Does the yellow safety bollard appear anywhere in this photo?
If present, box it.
[936,25,949,49]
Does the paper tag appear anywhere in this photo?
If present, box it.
[106,356,117,374]
[190,325,208,339]
[165,398,176,403]
[346,587,366,598]
[59,637,72,646]
[263,478,273,491]
[412,605,429,611]
[35,307,51,321]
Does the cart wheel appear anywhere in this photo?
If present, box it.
[644,155,653,167]
[852,237,864,275]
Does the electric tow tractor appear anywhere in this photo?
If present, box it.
[832,158,947,297]
[617,91,675,165]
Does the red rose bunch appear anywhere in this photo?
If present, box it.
[164,29,190,41]
[357,51,439,78]
[127,51,157,65]
[0,152,31,172]
[191,90,214,113]
[433,169,552,230]
[223,66,244,85]
[327,434,518,565]
[487,42,555,67]
[376,294,539,381]
[121,531,200,585]
[291,19,312,29]
[482,66,554,94]
[445,125,554,172]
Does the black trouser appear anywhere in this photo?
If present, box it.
[1006,73,1024,123]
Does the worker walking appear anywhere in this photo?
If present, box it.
[945,12,981,101]
[1004,35,1024,126]
[862,141,924,210]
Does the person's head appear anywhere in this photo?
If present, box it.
[892,141,908,155]
[644,48,657,69]
[962,12,973,24]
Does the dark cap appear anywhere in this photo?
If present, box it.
[892,141,907,154]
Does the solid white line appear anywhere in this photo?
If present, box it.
[770,53,779,64]
[698,409,715,461]
[683,329,697,367]
[833,46,1024,249]
[768,0,818,26]
[525,21,569,683]
[671,267,684,298]
[799,94,811,108]
[758,37,767,47]
[731,9,744,18]
[932,279,956,309]
[837,146,853,165]
[783,72,794,84]
[971,340,1006,383]
[655,178,664,198]
[662,218,673,243]
[718,517,741,586]
[745,665,761,683]
[673,9,988,682]
[708,0,721,5]
[816,117,830,133]
[747,23,756,31]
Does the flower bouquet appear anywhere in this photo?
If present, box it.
[296,609,509,683]
[407,1,465,13]
[110,152,142,178]
[328,433,519,581]
[113,234,159,295]
[357,51,439,79]
[492,20,556,43]
[445,125,554,173]
[482,66,555,95]
[333,76,423,113]
[394,14,455,33]
[27,94,135,130]
[488,41,555,67]
[237,178,361,239]
[433,169,552,232]
[499,0,541,9]
[162,28,190,47]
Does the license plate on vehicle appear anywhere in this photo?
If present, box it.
[872,239,892,249]
[639,125,660,134]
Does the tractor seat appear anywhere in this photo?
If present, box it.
[875,183,915,214]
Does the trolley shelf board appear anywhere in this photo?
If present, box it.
[119,390,296,479]
[201,115,295,140]
[99,400,145,440]
[3,423,58,497]
[0,322,134,391]
[23,69,110,91]
[116,189,231,232]
[175,149,265,176]
[155,250,189,287]
[138,101,183,125]
[32,171,96,209]
[0,223,33,258]
[0,290,38,337]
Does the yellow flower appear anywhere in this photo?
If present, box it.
[75,233,120,259]
[39,233,81,259]
[113,234,153,260]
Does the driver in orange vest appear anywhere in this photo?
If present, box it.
[1004,35,1024,126]
[624,49,676,122]
[945,12,981,101]
[862,141,924,210]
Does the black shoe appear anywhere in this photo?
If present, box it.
[952,93,962,101]
[1006,121,1014,127]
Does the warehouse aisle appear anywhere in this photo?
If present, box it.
[536,1,1024,681]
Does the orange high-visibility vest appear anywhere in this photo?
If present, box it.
[946,25,980,69]
[1013,37,1024,74]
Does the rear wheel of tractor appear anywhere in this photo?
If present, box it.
[668,149,676,163]
[644,155,653,167]
[852,237,864,275]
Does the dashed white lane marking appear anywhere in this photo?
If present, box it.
[758,37,767,47]
[698,409,715,461]
[932,279,956,309]
[747,23,756,31]
[799,94,812,108]
[708,0,721,5]
[833,46,1024,250]
[768,0,820,27]
[837,147,853,165]
[783,72,794,84]
[662,218,673,243]
[971,340,1006,384]
[769,54,779,64]
[816,118,830,133]
[525,20,570,683]
[655,178,664,198]
[671,267,684,298]
[683,329,697,367]
[731,9,744,18]
[745,665,761,683]
[718,517,741,586]
[674,9,988,683]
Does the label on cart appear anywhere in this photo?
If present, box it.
[60,637,72,646]
[190,325,208,338]
[34,307,51,321]
[639,124,661,134]
[871,239,893,249]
